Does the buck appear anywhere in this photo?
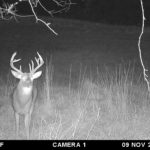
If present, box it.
[10,52,44,139]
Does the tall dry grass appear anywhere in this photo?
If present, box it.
[0,59,149,139]
[32,59,149,139]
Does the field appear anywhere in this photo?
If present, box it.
[0,17,150,139]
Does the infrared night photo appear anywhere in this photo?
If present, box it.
[0,0,150,142]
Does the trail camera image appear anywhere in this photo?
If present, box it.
[0,0,150,145]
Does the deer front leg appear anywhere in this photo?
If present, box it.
[15,112,19,139]
[25,113,31,139]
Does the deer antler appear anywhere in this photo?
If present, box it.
[29,52,44,74]
[10,52,22,74]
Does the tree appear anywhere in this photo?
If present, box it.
[0,0,73,35]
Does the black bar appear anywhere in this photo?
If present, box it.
[0,140,149,149]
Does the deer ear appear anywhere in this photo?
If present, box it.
[31,71,42,80]
[11,70,22,79]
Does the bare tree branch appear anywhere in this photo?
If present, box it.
[138,0,150,92]
[28,0,58,35]
[0,0,73,35]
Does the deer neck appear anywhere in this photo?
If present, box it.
[18,82,33,96]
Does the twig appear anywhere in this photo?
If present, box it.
[138,0,150,92]
[0,0,73,35]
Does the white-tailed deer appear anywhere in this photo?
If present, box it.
[10,52,44,139]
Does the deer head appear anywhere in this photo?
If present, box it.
[10,52,44,87]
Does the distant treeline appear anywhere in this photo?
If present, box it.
[0,0,150,25]
[58,0,150,26]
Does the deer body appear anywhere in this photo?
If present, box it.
[10,52,44,139]
[12,83,36,115]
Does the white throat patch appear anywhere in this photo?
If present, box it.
[22,86,32,95]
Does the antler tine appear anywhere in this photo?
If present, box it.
[31,60,34,70]
[37,51,44,65]
[10,52,22,74]
[35,57,39,65]
[29,60,34,72]
[29,63,31,72]
[37,52,42,61]
[10,52,21,63]
[30,52,44,74]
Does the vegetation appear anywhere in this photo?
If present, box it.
[0,56,149,139]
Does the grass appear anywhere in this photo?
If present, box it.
[0,56,149,140]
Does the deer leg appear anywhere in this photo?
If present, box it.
[25,114,31,139]
[15,112,19,139]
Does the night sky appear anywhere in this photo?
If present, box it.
[1,0,150,25]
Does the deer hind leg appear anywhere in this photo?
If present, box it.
[15,112,19,139]
[25,113,31,139]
